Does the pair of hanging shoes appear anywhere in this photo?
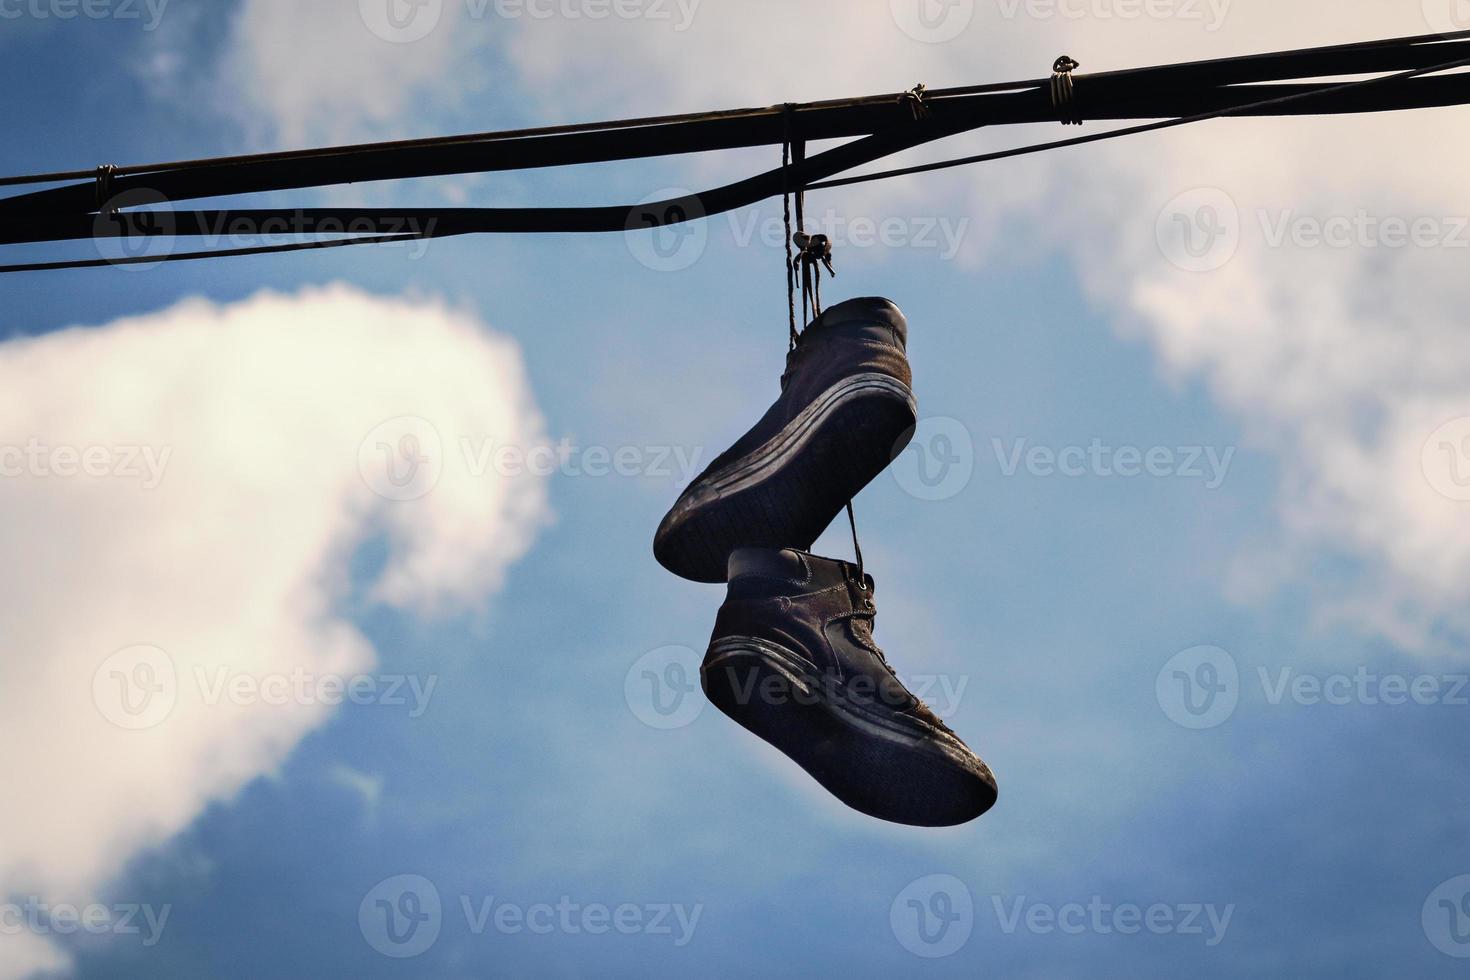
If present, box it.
[654,297,997,827]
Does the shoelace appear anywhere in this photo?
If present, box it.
[847,590,955,733]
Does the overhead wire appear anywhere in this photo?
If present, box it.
[6,30,1470,272]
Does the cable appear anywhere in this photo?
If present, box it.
[6,29,1470,215]
[7,32,1470,272]
[807,53,1470,191]
[5,26,1467,190]
[0,233,424,273]
[7,56,1470,274]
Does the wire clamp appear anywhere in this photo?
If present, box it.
[94,164,119,215]
[899,83,931,121]
[1050,56,1082,126]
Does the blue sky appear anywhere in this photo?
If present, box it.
[3,3,1470,978]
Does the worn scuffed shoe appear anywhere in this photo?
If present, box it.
[701,548,997,827]
[654,297,917,583]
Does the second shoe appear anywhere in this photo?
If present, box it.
[701,547,998,827]
[654,297,918,583]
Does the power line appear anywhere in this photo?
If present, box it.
[6,30,1470,273]
[808,52,1470,190]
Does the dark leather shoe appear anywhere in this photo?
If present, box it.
[701,548,997,827]
[654,297,917,583]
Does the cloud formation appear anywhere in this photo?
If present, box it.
[0,285,548,976]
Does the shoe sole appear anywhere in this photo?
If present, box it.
[655,373,918,583]
[702,636,997,827]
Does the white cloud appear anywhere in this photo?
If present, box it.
[329,764,386,813]
[0,285,548,976]
[216,0,481,146]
